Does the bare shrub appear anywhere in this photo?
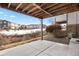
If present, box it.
[0,31,41,46]
[22,34,31,40]
[0,34,5,46]
[9,35,23,43]
[0,35,11,45]
[30,32,39,38]
[46,24,61,33]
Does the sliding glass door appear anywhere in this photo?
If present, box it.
[43,14,69,44]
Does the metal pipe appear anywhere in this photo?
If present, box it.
[66,13,68,35]
[76,12,77,38]
[41,19,43,40]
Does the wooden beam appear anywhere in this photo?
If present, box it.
[43,3,58,10]
[52,6,78,16]
[34,12,49,18]
[22,4,32,12]
[40,3,47,7]
[48,4,69,12]
[52,9,68,16]
[51,4,72,14]
[16,3,22,10]
[32,3,52,17]
[53,8,78,15]
[50,4,77,16]
[31,10,41,15]
[35,13,43,16]
[37,14,47,18]
[8,3,11,8]
[27,7,37,14]
[34,12,44,16]
[50,5,69,14]
[0,4,2,8]
[37,11,47,16]
[35,15,43,19]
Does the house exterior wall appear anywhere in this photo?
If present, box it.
[55,11,79,38]
[0,20,10,30]
[67,11,79,38]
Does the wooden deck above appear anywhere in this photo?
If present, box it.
[0,3,79,19]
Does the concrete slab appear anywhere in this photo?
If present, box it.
[0,38,79,56]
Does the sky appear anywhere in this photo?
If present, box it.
[0,8,55,25]
[43,17,56,25]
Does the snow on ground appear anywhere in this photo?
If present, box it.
[0,29,45,36]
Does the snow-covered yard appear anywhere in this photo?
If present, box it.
[0,29,45,36]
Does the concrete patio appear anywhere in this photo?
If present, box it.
[0,38,79,56]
